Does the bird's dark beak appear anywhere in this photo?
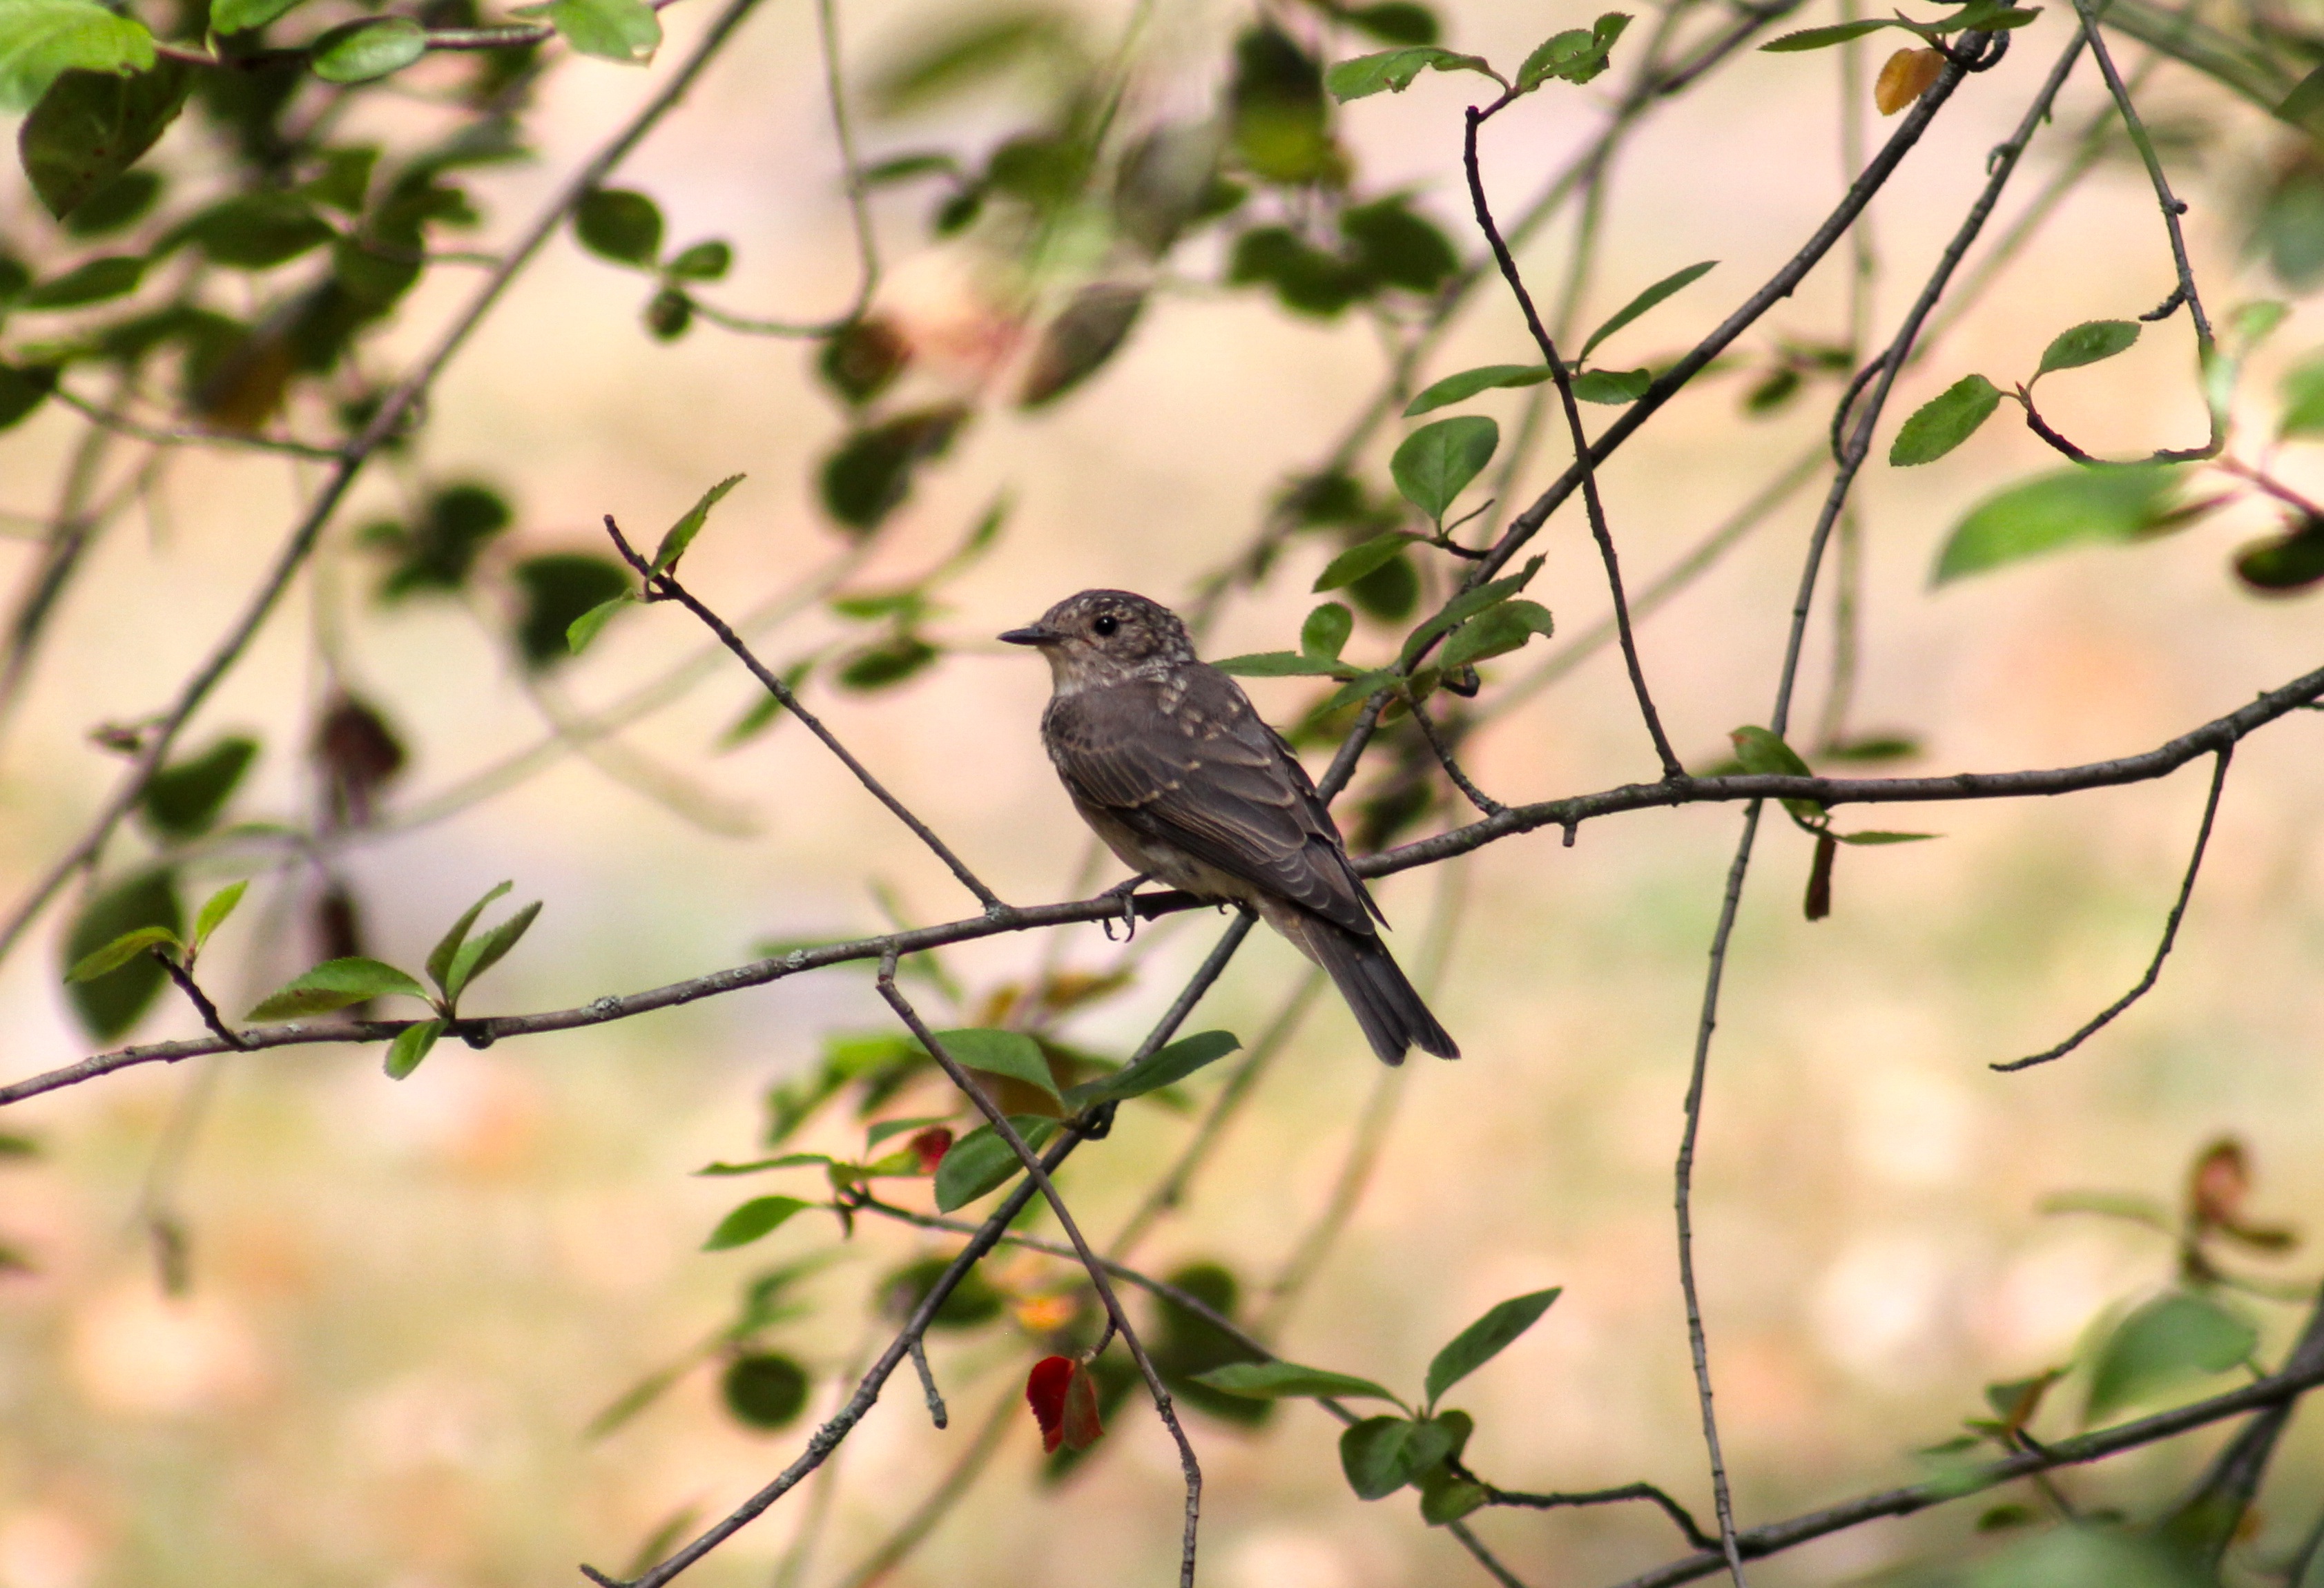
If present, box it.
[999,623,1062,646]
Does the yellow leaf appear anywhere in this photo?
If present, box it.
[1875,47,1944,115]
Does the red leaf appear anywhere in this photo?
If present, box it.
[1061,1359,1105,1451]
[1026,1355,1074,1453]
[909,1127,953,1175]
[2188,1137,2248,1230]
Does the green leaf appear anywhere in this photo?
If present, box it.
[818,405,969,533]
[140,735,258,840]
[696,1152,837,1176]
[722,1353,808,1428]
[704,1194,812,1251]
[932,1116,1057,1211]
[61,869,180,1039]
[19,253,144,309]
[566,594,632,655]
[1424,1287,1560,1406]
[1834,829,1937,844]
[1324,46,1498,103]
[1420,1460,1489,1524]
[1346,2,1438,45]
[1760,18,1899,50]
[1315,666,1400,715]
[718,661,811,748]
[1567,367,1652,403]
[64,924,180,982]
[1516,11,1629,88]
[1341,1416,1432,1499]
[2276,353,2324,439]
[426,880,510,996]
[248,957,427,1021]
[1342,197,1455,293]
[512,0,660,62]
[666,240,732,281]
[211,0,310,32]
[651,473,745,572]
[1315,530,1424,592]
[1890,374,2004,466]
[1391,416,1498,521]
[1192,1359,1398,1402]
[1961,1524,2211,1588]
[1727,724,1813,779]
[443,899,541,1005]
[0,362,59,430]
[0,0,155,114]
[836,633,938,690]
[1579,259,1713,361]
[18,61,188,220]
[1404,363,1550,418]
[514,554,630,668]
[2037,320,2141,378]
[309,17,426,84]
[1934,465,2182,584]
[176,193,334,269]
[1400,554,1543,664]
[1437,597,1552,670]
[2084,1290,2258,1425]
[1063,1031,1240,1108]
[383,1018,442,1079]
[1211,650,1348,678]
[574,186,663,265]
[191,880,248,953]
[931,1027,1059,1101]
[865,1114,951,1148]
[1020,280,1147,406]
[1300,602,1353,661]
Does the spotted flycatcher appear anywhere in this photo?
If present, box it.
[1002,590,1456,1065]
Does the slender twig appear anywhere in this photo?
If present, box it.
[1607,1324,2324,1588]
[1472,1478,1716,1551]
[1448,1520,1533,1588]
[877,967,1203,1588]
[45,383,343,460]
[2066,0,2214,349]
[0,0,773,971]
[601,516,1003,912]
[578,1132,1083,1588]
[1411,703,1504,817]
[1774,29,2080,737]
[11,659,2320,1107]
[148,0,688,64]
[1994,746,2229,1071]
[1674,802,1761,1588]
[1464,104,1683,780]
[906,1335,947,1430]
[682,0,880,338]
[152,951,250,1052]
[1475,30,1989,584]
[579,918,1250,1588]
[2156,1283,2324,1566]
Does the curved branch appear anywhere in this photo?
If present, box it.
[8,660,2316,1107]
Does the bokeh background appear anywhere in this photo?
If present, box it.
[4,1,2323,1585]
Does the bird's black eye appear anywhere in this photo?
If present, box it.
[1092,614,1119,637]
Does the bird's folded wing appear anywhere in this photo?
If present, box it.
[1047,670,1375,936]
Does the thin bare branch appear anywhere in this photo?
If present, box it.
[601,516,1003,911]
[1995,747,2230,1072]
[1464,103,1683,780]
[877,966,1203,1588]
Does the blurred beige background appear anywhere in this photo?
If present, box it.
[3,1,2323,1585]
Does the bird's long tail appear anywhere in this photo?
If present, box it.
[1265,904,1458,1065]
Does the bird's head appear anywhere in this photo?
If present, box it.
[1000,589,1194,692]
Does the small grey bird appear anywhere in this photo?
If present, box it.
[1001,589,1457,1065]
